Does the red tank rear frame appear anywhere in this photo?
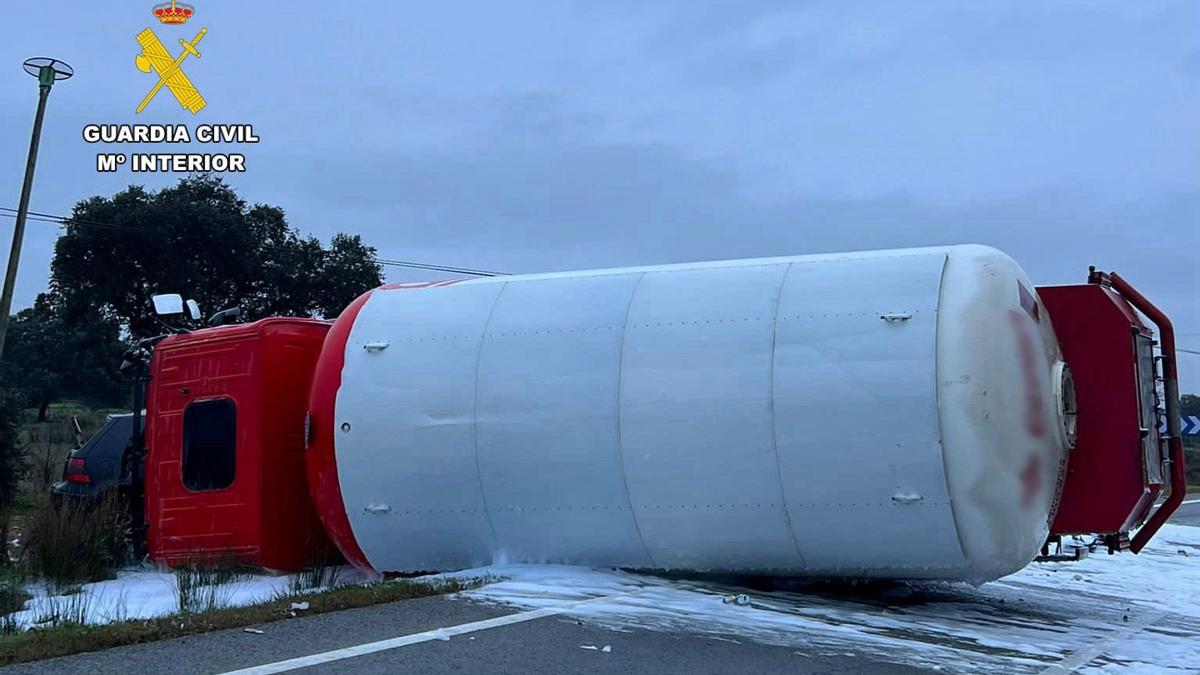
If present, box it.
[1039,269,1186,553]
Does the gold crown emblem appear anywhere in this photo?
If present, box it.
[152,1,195,25]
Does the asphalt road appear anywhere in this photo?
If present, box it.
[0,594,920,675]
[1170,497,1200,526]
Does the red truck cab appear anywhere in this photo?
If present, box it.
[144,317,331,571]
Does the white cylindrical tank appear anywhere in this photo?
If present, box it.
[306,245,1071,583]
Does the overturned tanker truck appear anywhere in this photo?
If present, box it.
[134,245,1185,584]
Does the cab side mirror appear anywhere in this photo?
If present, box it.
[185,299,202,322]
[151,293,184,317]
[208,307,241,327]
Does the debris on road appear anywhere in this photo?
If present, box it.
[579,643,612,652]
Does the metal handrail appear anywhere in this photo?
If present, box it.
[1092,271,1186,553]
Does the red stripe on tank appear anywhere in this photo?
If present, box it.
[1018,281,1041,323]
[378,279,465,290]
[306,289,376,571]
[1009,309,1047,439]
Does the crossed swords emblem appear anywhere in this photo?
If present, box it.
[135,26,207,114]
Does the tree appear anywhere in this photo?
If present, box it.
[1182,394,1199,417]
[1,294,126,420]
[313,234,383,319]
[51,176,383,338]
[0,391,23,512]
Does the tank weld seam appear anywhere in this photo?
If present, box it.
[472,283,507,559]
[616,271,657,569]
[776,310,922,321]
[377,502,903,516]
[931,252,972,568]
[769,262,808,567]
[380,310,926,342]
[788,501,951,508]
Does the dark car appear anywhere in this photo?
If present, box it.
[50,413,143,501]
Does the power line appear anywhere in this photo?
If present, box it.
[0,206,507,277]
[0,206,508,277]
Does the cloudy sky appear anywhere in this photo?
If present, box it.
[1,1,1197,383]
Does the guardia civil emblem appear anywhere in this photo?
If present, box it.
[135,2,207,114]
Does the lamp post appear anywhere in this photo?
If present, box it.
[0,57,73,359]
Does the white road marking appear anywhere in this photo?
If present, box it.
[216,591,639,675]
[1180,498,1200,506]
[1037,610,1166,674]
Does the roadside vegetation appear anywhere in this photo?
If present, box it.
[0,567,27,635]
[24,492,130,587]
[1,405,124,591]
[0,392,27,571]
[1183,395,1199,488]
[2,404,119,638]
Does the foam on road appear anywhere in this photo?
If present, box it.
[443,523,1200,674]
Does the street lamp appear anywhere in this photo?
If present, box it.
[0,57,73,359]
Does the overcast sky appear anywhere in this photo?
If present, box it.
[1,1,1197,385]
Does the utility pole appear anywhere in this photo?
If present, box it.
[0,57,73,360]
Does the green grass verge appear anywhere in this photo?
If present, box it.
[0,576,489,666]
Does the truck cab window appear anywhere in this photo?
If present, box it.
[183,399,236,491]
